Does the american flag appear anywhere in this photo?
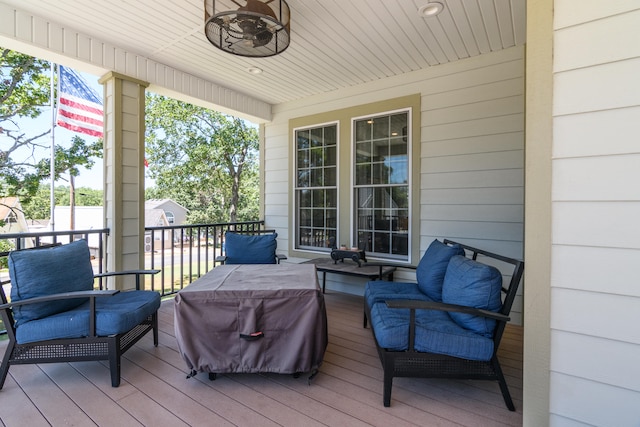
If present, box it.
[56,66,104,138]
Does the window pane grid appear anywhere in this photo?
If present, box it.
[353,110,409,260]
[295,124,338,251]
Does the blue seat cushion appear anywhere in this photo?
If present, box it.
[415,239,465,301]
[9,240,95,326]
[15,290,161,344]
[369,301,495,361]
[224,232,278,264]
[364,280,431,308]
[441,255,503,336]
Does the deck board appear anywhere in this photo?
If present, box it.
[0,292,523,426]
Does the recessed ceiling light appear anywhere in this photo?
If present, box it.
[419,2,444,18]
[247,66,263,75]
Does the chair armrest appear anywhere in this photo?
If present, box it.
[94,269,160,278]
[385,299,510,322]
[94,269,160,291]
[276,254,288,262]
[215,255,227,263]
[0,290,119,310]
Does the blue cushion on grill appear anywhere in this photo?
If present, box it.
[9,240,94,326]
[369,301,495,361]
[224,232,278,264]
[415,239,465,301]
[15,290,161,344]
[442,255,503,336]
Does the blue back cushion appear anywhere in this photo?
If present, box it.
[416,239,465,301]
[442,255,503,336]
[224,232,278,264]
[9,240,95,326]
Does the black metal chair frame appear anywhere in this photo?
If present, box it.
[0,248,160,389]
[363,239,525,409]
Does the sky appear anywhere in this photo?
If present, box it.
[8,70,103,189]
[8,68,154,191]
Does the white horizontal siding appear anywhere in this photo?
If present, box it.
[422,204,523,223]
[551,288,640,344]
[421,43,525,290]
[553,106,640,158]
[551,330,640,392]
[422,187,523,205]
[551,245,640,297]
[554,9,640,72]
[554,58,640,116]
[425,130,524,155]
[554,0,640,28]
[551,2,640,424]
[549,373,640,427]
[553,155,640,201]
[422,168,524,189]
[553,201,640,249]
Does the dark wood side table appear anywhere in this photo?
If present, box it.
[303,257,396,293]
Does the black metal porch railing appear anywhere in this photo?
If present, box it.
[0,220,266,298]
[0,228,110,277]
[144,220,266,296]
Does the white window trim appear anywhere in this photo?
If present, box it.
[350,107,412,262]
[292,120,340,254]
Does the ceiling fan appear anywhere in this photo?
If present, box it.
[204,0,291,58]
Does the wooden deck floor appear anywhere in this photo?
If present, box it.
[0,292,523,426]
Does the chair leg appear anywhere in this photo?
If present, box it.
[492,358,515,411]
[108,339,121,387]
[383,358,394,407]
[152,312,159,346]
[0,339,15,390]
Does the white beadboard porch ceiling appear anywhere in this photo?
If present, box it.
[3,0,525,106]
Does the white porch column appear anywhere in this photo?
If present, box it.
[99,72,149,291]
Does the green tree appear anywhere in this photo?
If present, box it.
[145,94,259,223]
[1,48,103,224]
[1,47,51,201]
[21,184,103,219]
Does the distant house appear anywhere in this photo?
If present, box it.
[0,198,30,246]
[50,206,172,253]
[144,208,172,252]
[145,199,188,226]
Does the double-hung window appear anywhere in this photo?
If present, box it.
[294,123,338,250]
[291,97,416,261]
[353,110,410,260]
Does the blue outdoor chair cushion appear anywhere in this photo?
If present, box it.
[415,239,465,301]
[442,255,503,336]
[8,240,95,326]
[369,301,495,361]
[364,280,431,308]
[224,232,278,264]
[15,290,161,344]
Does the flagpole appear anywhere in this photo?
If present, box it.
[49,63,56,231]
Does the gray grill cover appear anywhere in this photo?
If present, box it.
[174,264,327,374]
